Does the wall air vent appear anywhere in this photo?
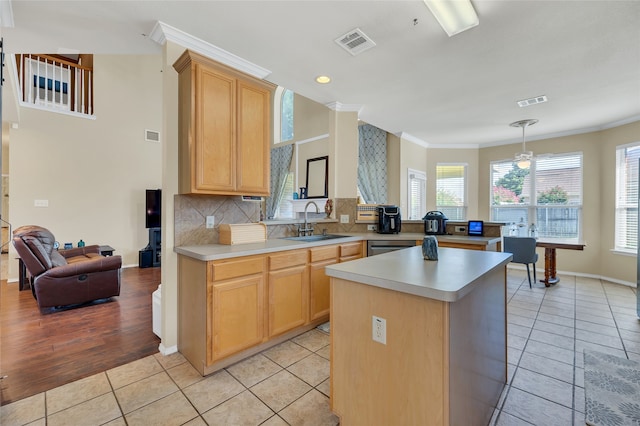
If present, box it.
[335,28,376,56]
[145,129,160,143]
[517,95,548,108]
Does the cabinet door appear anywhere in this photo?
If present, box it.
[236,80,271,195]
[268,265,309,337]
[209,274,264,364]
[195,64,236,192]
[309,258,338,321]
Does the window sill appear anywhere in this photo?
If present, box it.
[609,248,637,257]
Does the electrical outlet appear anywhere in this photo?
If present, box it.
[340,214,349,224]
[206,215,215,229]
[372,316,386,345]
[455,226,466,233]
[367,224,377,231]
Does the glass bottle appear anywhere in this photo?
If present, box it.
[529,223,538,239]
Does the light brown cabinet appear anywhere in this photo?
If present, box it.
[309,245,339,321]
[208,256,265,364]
[177,241,364,376]
[268,251,309,337]
[173,50,275,196]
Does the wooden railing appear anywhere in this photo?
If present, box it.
[15,54,93,115]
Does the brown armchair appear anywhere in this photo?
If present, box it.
[12,225,122,310]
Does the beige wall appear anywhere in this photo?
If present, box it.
[8,55,163,281]
[386,133,401,206]
[330,110,359,199]
[296,138,329,191]
[427,148,479,219]
[291,93,329,142]
[398,137,428,215]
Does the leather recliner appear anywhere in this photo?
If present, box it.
[12,225,122,310]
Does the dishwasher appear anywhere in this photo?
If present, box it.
[367,240,417,256]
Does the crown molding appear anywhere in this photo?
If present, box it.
[149,21,271,80]
[1,0,14,27]
[398,132,429,148]
[325,102,362,113]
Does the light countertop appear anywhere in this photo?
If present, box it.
[325,246,512,302]
[174,233,502,262]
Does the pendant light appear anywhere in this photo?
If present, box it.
[510,119,538,169]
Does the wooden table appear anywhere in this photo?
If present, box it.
[535,241,585,287]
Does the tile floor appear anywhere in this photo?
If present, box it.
[1,269,639,426]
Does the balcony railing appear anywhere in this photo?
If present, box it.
[15,54,93,116]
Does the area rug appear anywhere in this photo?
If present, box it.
[584,350,640,426]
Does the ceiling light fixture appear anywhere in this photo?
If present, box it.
[510,119,538,169]
[315,75,331,84]
[423,0,479,37]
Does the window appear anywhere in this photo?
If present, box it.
[407,169,426,220]
[281,89,294,142]
[273,87,294,144]
[615,143,640,252]
[275,172,295,219]
[491,152,583,241]
[436,163,467,220]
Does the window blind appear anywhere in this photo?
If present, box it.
[491,152,583,241]
[436,164,467,220]
[615,144,640,252]
[408,169,426,220]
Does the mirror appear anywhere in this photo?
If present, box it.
[305,156,328,198]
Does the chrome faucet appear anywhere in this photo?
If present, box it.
[299,201,320,236]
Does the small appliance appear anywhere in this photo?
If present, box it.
[423,211,448,235]
[377,205,401,234]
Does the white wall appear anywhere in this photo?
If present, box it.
[8,55,163,279]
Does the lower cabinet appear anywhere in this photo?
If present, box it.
[268,250,309,337]
[309,245,339,321]
[209,275,264,363]
[177,240,365,376]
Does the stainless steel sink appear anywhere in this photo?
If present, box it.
[282,234,349,242]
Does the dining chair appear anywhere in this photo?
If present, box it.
[503,236,538,288]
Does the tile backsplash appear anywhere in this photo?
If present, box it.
[174,194,260,246]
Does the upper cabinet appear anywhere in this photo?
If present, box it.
[173,50,275,195]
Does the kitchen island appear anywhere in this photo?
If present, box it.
[326,246,512,426]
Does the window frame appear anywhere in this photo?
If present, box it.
[435,162,468,221]
[273,87,294,144]
[407,168,426,220]
[614,142,640,253]
[490,152,583,242]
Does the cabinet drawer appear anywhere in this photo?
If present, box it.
[340,242,362,258]
[211,256,264,281]
[310,245,339,263]
[269,250,308,270]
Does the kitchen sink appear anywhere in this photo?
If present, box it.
[282,234,349,242]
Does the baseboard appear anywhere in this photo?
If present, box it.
[158,343,178,356]
[506,265,636,288]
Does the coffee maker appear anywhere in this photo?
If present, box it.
[377,205,401,234]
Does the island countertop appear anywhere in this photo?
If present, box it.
[325,246,512,302]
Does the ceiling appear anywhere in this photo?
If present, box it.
[2,0,639,147]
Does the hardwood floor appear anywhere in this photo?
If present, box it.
[0,266,161,406]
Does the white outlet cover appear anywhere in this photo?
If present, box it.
[206,216,215,228]
[372,315,386,345]
[340,214,349,224]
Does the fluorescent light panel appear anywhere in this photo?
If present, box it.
[424,0,479,37]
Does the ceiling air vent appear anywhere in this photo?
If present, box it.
[517,95,548,108]
[335,28,376,56]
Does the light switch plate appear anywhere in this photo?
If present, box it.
[340,214,349,224]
